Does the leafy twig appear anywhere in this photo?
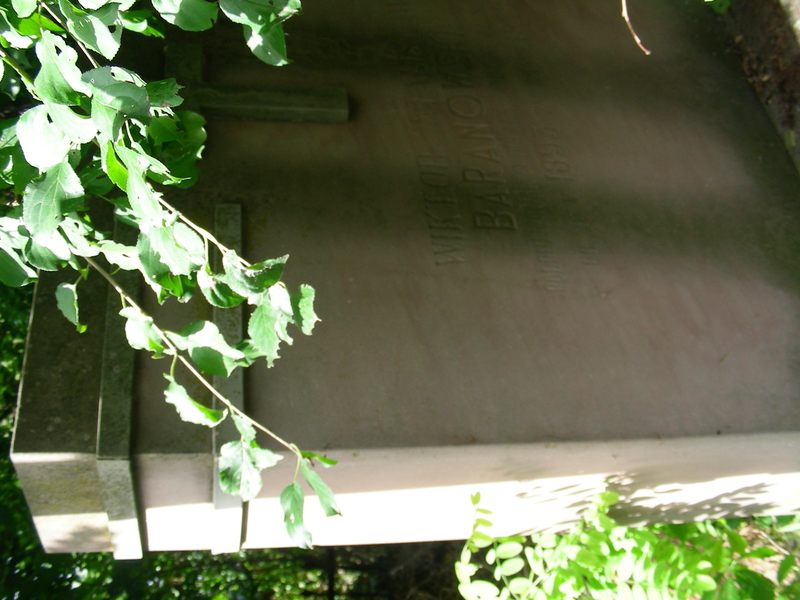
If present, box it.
[156,196,251,267]
[84,255,298,455]
[753,528,790,556]
[39,1,101,68]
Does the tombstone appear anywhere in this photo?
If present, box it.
[12,0,800,557]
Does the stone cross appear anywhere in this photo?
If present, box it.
[164,36,349,123]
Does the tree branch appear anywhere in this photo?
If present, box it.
[621,0,651,56]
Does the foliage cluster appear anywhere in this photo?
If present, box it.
[457,493,800,600]
[0,0,338,545]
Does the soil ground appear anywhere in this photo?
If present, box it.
[727,0,800,171]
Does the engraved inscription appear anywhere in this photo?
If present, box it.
[417,155,466,265]
[401,33,522,265]
[398,29,602,283]
[447,94,518,232]
[534,127,573,180]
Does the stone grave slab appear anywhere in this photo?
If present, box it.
[12,0,800,554]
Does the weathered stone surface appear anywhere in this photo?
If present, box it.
[192,0,800,450]
[12,271,112,552]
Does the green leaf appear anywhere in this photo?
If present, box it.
[53,281,84,332]
[495,542,523,559]
[83,66,149,140]
[163,374,226,427]
[508,578,531,596]
[168,320,246,377]
[718,579,740,600]
[727,531,748,555]
[231,412,256,441]
[219,0,273,26]
[145,226,194,275]
[458,580,499,599]
[0,234,36,286]
[146,78,183,109]
[137,233,195,302]
[498,557,524,577]
[280,482,312,548]
[147,116,180,144]
[25,235,69,269]
[219,438,282,501]
[197,267,246,308]
[77,0,110,9]
[743,547,777,559]
[536,532,557,549]
[143,110,205,187]
[97,240,139,270]
[778,554,796,584]
[16,106,71,170]
[219,0,297,68]
[471,531,494,549]
[300,459,340,517]
[58,0,122,60]
[119,9,163,36]
[152,0,218,31]
[301,450,337,467]
[291,283,318,335]
[300,450,339,469]
[244,20,289,66]
[33,31,91,105]
[23,161,83,241]
[598,490,620,507]
[454,560,477,585]
[223,251,287,298]
[575,547,603,569]
[0,11,34,51]
[173,222,204,261]
[101,141,128,190]
[694,574,717,593]
[735,567,775,600]
[247,300,283,366]
[119,305,165,355]
[60,215,100,257]
[11,0,36,18]
[268,0,301,20]
[117,148,163,227]
[777,516,800,533]
[268,284,293,341]
[0,119,39,194]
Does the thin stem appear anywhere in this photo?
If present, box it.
[0,47,37,96]
[123,121,136,146]
[753,529,790,556]
[84,255,298,454]
[156,196,251,267]
[40,1,101,68]
[621,0,651,56]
